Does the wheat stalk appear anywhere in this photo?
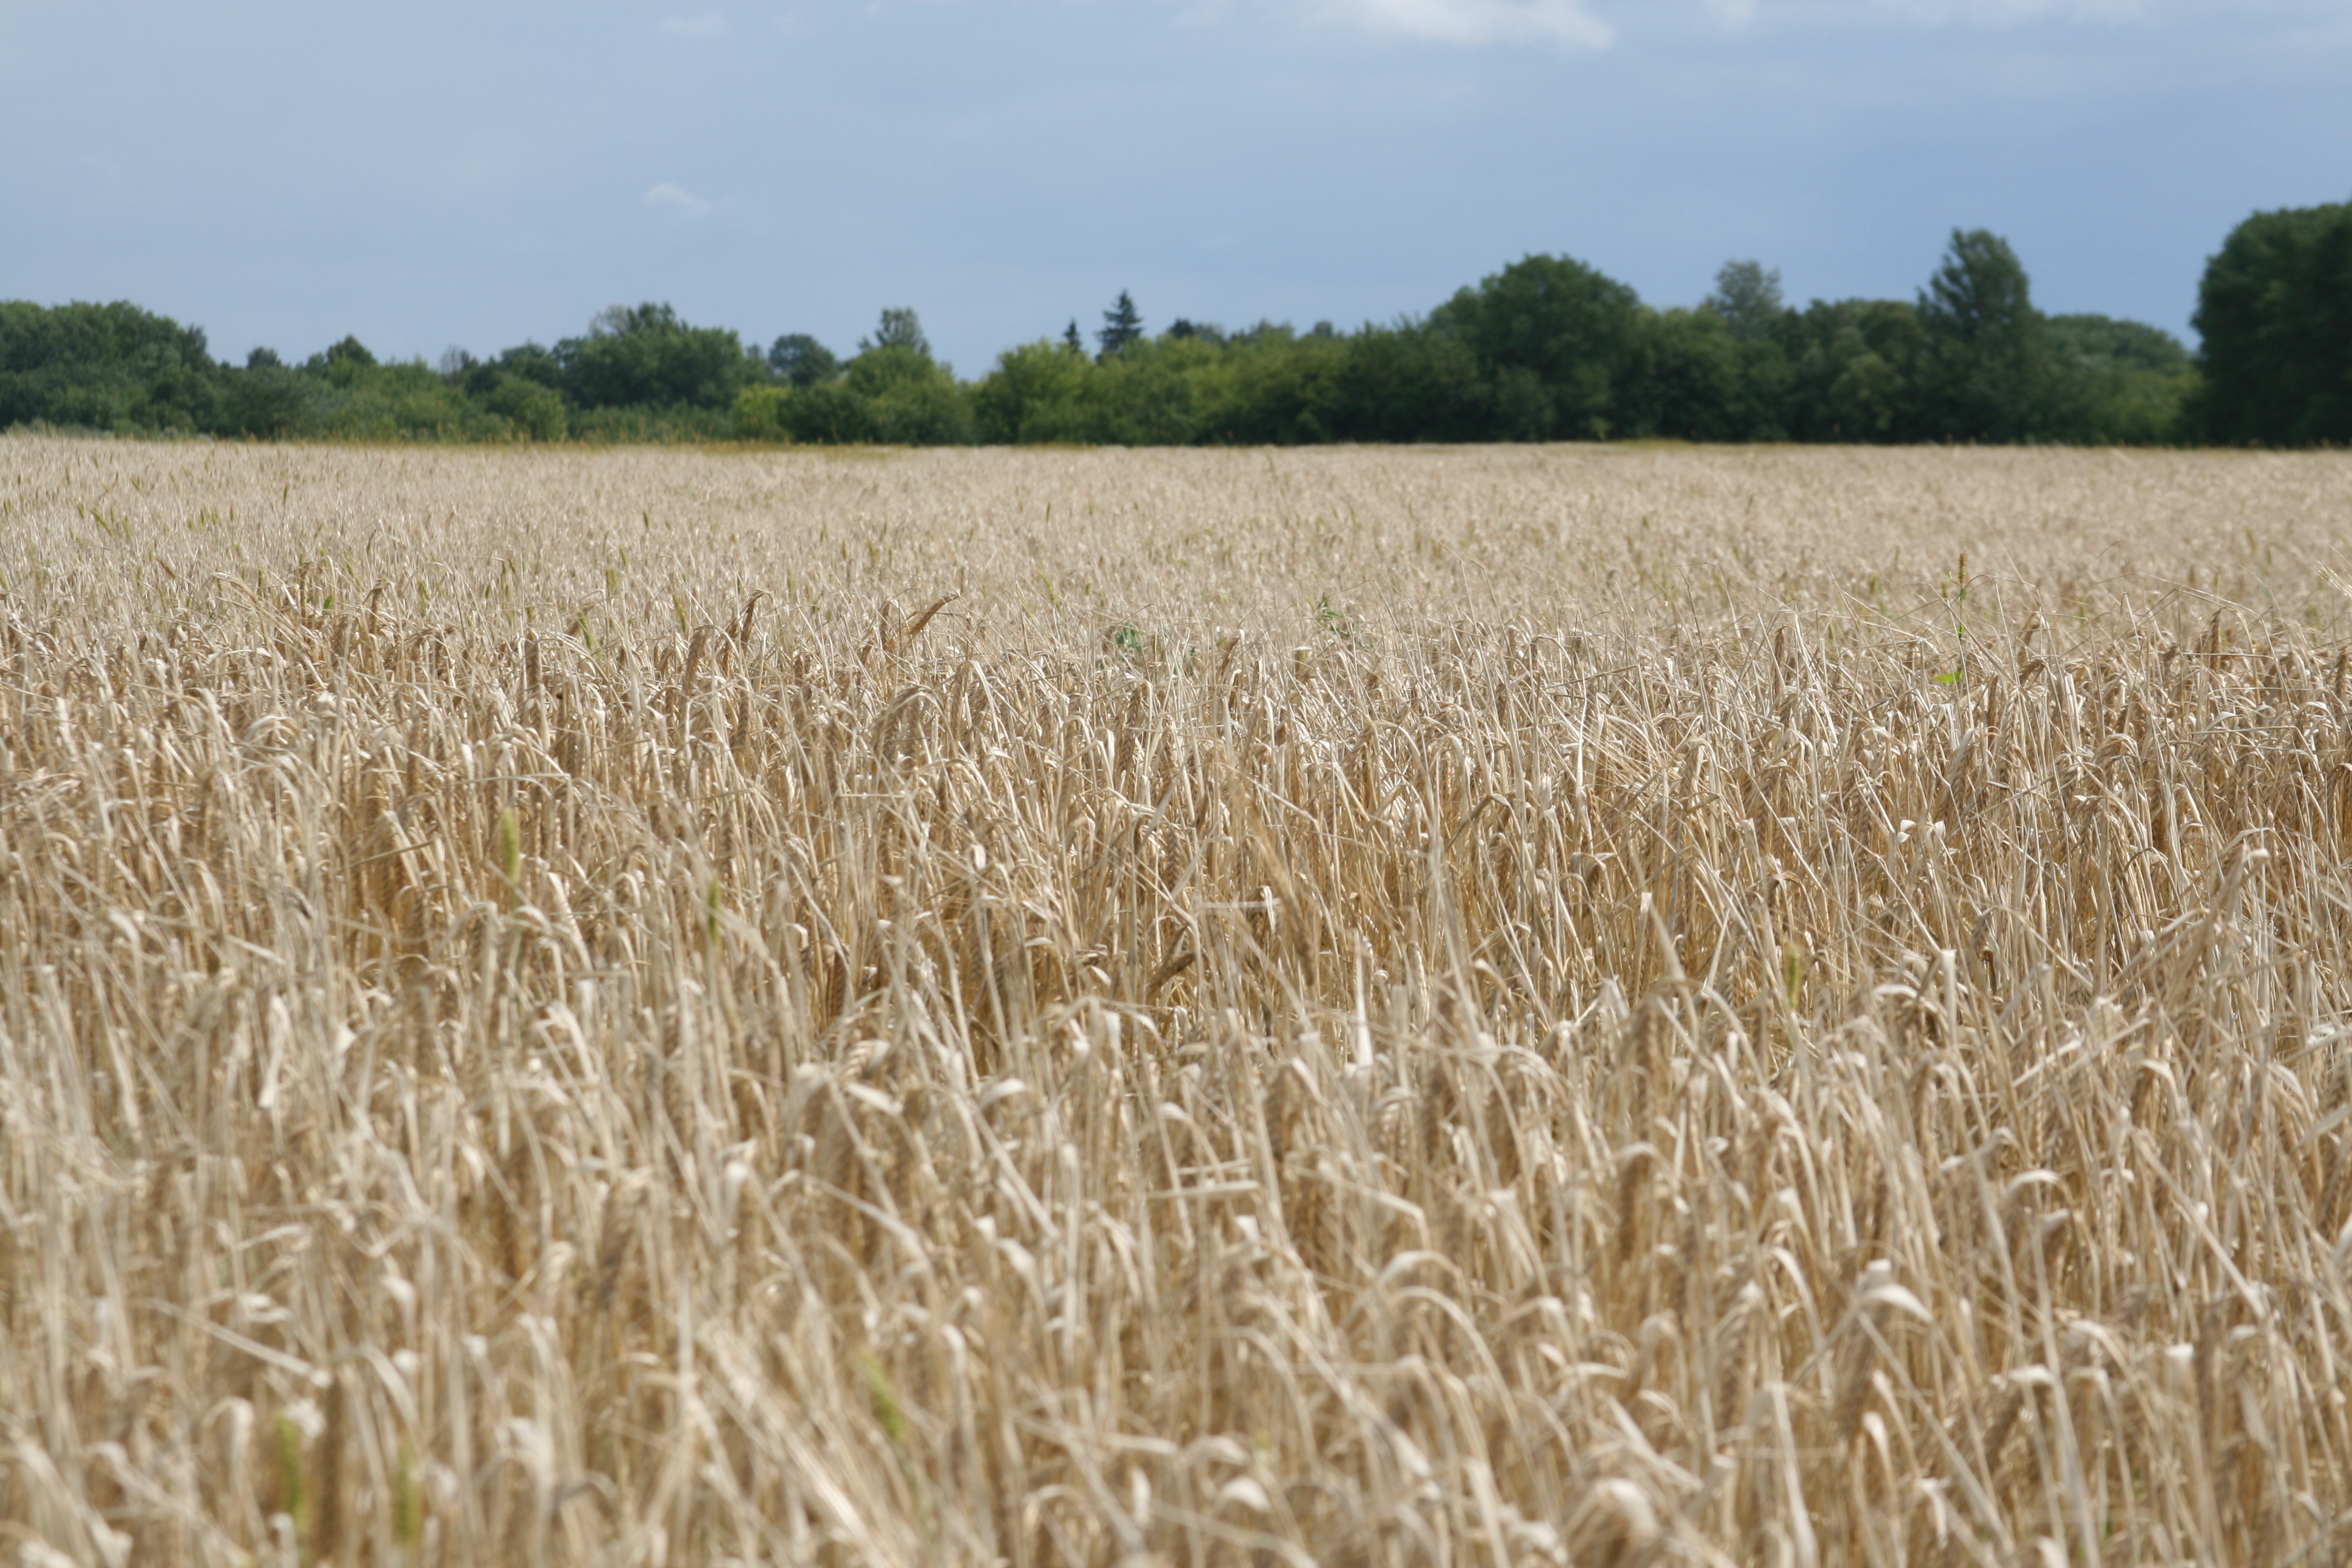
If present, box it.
[1,433,2348,1565]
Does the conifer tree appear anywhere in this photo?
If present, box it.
[1097,291,1143,360]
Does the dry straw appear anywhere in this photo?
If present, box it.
[2,434,2351,1564]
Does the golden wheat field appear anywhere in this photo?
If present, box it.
[4,433,2352,1567]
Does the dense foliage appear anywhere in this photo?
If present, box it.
[4,206,2342,446]
[2190,199,2352,446]
[951,231,2206,447]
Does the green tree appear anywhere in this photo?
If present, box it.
[767,333,840,387]
[732,385,795,441]
[483,375,568,440]
[2043,314,2193,444]
[2191,200,2352,445]
[1916,229,2048,442]
[1432,254,1646,439]
[864,309,930,358]
[1191,325,1349,443]
[745,307,975,445]
[1085,335,1225,444]
[488,342,564,393]
[1097,291,1145,361]
[214,361,318,437]
[795,383,883,442]
[974,339,1101,443]
[1704,260,1786,344]
[1621,308,1748,441]
[318,335,377,375]
[1328,321,1489,442]
[1779,298,1930,443]
[557,303,760,410]
[0,300,221,433]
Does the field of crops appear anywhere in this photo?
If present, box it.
[4,434,2351,1566]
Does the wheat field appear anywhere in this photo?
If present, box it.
[3,434,2351,1567]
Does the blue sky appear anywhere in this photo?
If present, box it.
[4,1,2347,376]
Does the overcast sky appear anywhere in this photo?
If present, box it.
[4,1,2347,376]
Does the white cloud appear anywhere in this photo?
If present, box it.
[1312,0,1615,48]
[659,12,730,39]
[644,182,713,217]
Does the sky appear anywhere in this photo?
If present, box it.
[3,1,2348,377]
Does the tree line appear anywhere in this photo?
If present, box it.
[5,203,2346,448]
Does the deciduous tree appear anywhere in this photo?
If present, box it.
[2192,200,2352,445]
